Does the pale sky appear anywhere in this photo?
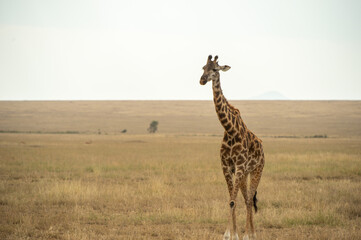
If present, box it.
[0,0,360,100]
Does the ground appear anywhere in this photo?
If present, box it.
[0,101,360,239]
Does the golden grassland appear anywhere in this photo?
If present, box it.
[0,100,360,137]
[0,100,361,239]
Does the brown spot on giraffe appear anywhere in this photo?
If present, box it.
[249,142,255,153]
[199,55,265,240]
[242,140,247,149]
[216,103,222,111]
[235,133,242,143]
[221,118,228,125]
[240,126,245,136]
[219,112,226,119]
[223,133,229,142]
[235,118,240,129]
[224,123,232,131]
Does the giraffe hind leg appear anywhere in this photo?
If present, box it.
[240,174,248,204]
[248,163,264,238]
[253,190,258,213]
[250,164,264,213]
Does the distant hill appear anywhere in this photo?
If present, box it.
[251,91,288,100]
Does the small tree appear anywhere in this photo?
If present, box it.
[147,121,158,133]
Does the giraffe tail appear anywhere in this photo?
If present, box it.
[253,191,258,213]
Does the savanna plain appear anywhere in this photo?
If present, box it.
[0,101,360,240]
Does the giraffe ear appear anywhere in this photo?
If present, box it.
[220,65,231,72]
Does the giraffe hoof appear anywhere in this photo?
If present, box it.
[233,233,239,240]
[223,229,230,240]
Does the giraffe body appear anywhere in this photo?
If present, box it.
[200,55,265,240]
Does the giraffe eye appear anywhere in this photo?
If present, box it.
[213,69,218,72]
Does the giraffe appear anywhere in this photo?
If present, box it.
[200,55,265,240]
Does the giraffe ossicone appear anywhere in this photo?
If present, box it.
[200,55,265,240]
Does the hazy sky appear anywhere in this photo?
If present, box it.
[0,0,360,100]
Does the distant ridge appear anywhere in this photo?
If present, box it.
[251,91,288,100]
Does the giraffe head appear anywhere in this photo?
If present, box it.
[200,55,231,85]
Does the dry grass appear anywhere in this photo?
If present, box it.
[0,100,360,137]
[0,101,360,239]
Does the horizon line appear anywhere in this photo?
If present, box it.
[0,99,360,102]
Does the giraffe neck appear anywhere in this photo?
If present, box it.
[212,76,239,136]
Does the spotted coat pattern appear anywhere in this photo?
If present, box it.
[200,55,265,240]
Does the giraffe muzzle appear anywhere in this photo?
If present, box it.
[200,77,208,85]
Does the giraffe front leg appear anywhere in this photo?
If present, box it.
[221,161,234,240]
[231,151,248,240]
[230,170,247,240]
[223,228,231,240]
